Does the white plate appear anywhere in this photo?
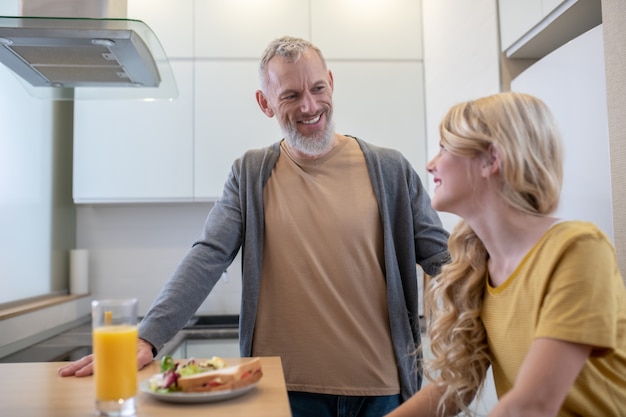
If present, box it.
[140,379,259,404]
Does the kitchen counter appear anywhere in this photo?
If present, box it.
[1,356,292,417]
[0,315,240,363]
[0,319,92,362]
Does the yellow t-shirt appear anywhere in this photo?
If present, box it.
[482,221,626,416]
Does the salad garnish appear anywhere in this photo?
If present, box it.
[148,355,227,393]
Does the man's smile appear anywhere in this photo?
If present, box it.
[299,114,322,125]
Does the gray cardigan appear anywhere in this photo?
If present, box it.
[139,137,450,401]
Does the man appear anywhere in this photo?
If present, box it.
[60,36,450,417]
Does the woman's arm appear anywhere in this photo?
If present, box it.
[385,380,467,417]
[488,337,592,417]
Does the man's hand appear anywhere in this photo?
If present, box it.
[57,353,95,377]
[58,338,155,377]
[137,338,156,369]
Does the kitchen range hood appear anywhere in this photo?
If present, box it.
[0,0,177,100]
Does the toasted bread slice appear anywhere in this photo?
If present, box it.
[177,357,263,393]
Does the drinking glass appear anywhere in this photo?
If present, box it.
[92,298,138,417]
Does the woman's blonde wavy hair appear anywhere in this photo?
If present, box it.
[423,92,563,416]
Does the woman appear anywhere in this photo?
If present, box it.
[386,92,626,416]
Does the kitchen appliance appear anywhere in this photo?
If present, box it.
[0,0,177,99]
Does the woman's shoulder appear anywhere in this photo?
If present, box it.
[541,220,616,258]
[549,220,610,241]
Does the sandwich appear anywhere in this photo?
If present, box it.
[176,357,263,392]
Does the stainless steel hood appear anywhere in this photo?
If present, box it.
[0,0,177,100]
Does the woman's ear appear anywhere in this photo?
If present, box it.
[481,145,501,176]
[256,90,275,118]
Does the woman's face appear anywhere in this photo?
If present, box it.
[427,143,484,216]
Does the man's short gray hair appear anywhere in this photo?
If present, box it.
[258,36,326,92]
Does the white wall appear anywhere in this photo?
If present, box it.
[422,0,501,231]
[0,63,55,303]
[511,25,613,240]
[76,203,242,316]
[422,0,501,412]
[0,1,89,354]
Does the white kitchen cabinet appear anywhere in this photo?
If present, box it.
[331,61,427,180]
[73,61,194,203]
[127,0,194,59]
[194,0,310,58]
[194,61,280,199]
[311,0,423,60]
[542,0,566,13]
[177,339,240,359]
[0,0,19,15]
[194,60,428,198]
[73,0,429,202]
[498,0,602,59]
[498,0,543,51]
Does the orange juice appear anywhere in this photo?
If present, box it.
[93,325,138,401]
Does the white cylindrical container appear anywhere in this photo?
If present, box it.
[69,249,89,295]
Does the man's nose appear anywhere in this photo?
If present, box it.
[299,91,316,113]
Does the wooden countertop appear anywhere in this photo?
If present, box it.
[1,356,292,417]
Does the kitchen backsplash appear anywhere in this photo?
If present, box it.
[76,202,424,317]
[76,203,242,316]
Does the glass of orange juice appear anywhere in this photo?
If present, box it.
[92,299,138,417]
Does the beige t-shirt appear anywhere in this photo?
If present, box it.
[252,136,400,395]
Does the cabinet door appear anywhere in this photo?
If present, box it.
[331,61,428,180]
[73,61,194,203]
[0,0,19,14]
[311,0,423,60]
[194,60,428,198]
[127,0,194,59]
[542,0,565,15]
[194,61,281,199]
[194,0,310,58]
[498,0,543,50]
[179,339,240,359]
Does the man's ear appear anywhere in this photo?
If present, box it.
[256,90,274,118]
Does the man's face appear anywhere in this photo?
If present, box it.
[263,49,335,158]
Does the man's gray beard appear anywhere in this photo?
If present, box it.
[282,118,336,158]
